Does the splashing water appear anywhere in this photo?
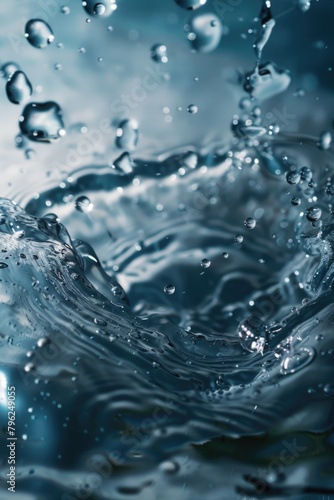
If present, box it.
[0,1,334,499]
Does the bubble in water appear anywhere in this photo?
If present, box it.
[244,217,256,229]
[186,13,223,53]
[238,316,267,354]
[116,119,138,150]
[75,196,94,213]
[306,206,322,222]
[280,347,315,374]
[150,44,168,63]
[201,258,211,268]
[187,104,198,114]
[175,0,206,10]
[82,0,117,17]
[234,234,243,243]
[286,170,301,185]
[0,61,20,79]
[222,252,229,259]
[244,62,291,101]
[318,131,332,150]
[6,71,32,105]
[25,19,55,49]
[164,284,175,294]
[19,102,66,142]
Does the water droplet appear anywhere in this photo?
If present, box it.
[116,119,138,150]
[244,63,291,101]
[150,44,168,63]
[112,152,134,174]
[318,131,332,150]
[291,197,301,206]
[24,362,35,373]
[6,71,32,105]
[159,461,180,473]
[19,102,65,142]
[1,61,20,79]
[0,263,8,269]
[286,171,301,185]
[164,284,175,294]
[75,196,94,213]
[82,0,117,17]
[324,383,334,396]
[187,104,198,114]
[244,217,256,229]
[295,0,311,12]
[25,19,55,49]
[234,234,243,243]
[280,347,315,374]
[306,206,322,222]
[238,316,267,354]
[201,258,211,268]
[300,166,312,182]
[222,252,229,259]
[186,13,223,53]
[61,6,70,14]
[175,0,206,9]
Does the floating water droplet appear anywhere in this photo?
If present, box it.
[150,44,168,63]
[61,6,70,14]
[238,316,267,354]
[24,362,35,373]
[234,234,243,243]
[244,62,291,101]
[318,131,332,150]
[300,166,312,182]
[82,0,117,17]
[164,284,175,294]
[0,262,8,269]
[295,0,311,12]
[19,102,65,142]
[6,71,32,105]
[306,206,322,222]
[222,252,229,259]
[280,347,315,374]
[159,461,180,473]
[291,196,301,206]
[201,258,211,268]
[175,0,206,10]
[286,171,301,185]
[112,152,134,174]
[116,119,138,150]
[187,104,198,114]
[186,13,223,53]
[324,383,334,395]
[254,1,276,62]
[74,196,93,214]
[0,61,20,79]
[244,217,256,229]
[25,19,55,49]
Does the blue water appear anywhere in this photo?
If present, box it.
[0,1,334,499]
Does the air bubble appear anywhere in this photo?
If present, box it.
[306,207,322,222]
[164,284,175,294]
[244,217,256,229]
[201,258,211,268]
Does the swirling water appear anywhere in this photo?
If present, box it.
[0,1,334,499]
